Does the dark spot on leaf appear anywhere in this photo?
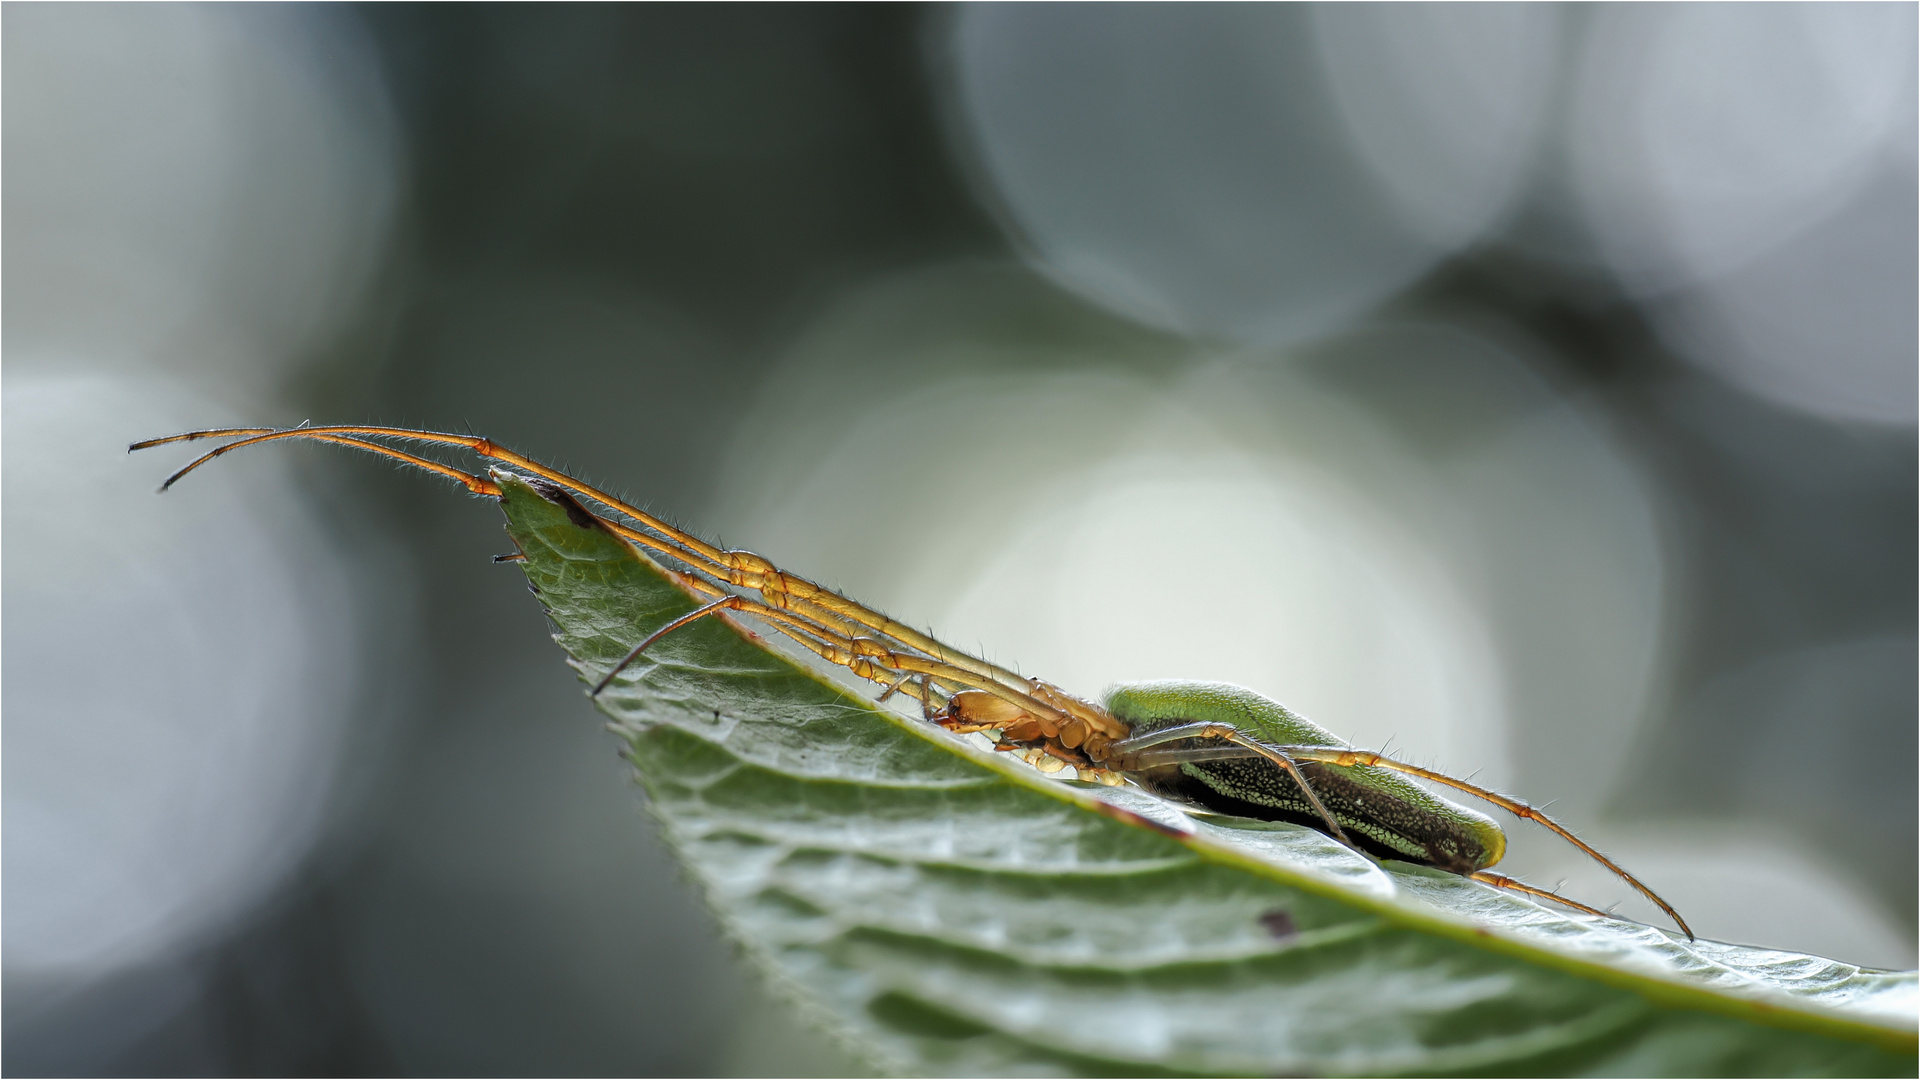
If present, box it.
[1259,909,1298,940]
[526,476,608,532]
[492,551,526,563]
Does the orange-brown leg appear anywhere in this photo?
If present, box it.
[135,425,1032,695]
[1471,871,1617,922]
[132,430,504,497]
[1285,746,1691,939]
[134,426,1131,783]
[582,579,1077,731]
[875,672,945,721]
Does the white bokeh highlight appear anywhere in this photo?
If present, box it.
[1645,150,1918,427]
[3,4,400,403]
[917,448,1509,786]
[950,3,1918,425]
[1569,4,1918,425]
[1571,4,1915,291]
[1311,4,1561,252]
[4,377,363,977]
[946,5,1554,346]
[3,3,402,992]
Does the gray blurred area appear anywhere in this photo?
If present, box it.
[3,5,1913,1076]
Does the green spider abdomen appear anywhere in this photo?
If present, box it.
[1140,758,1497,875]
[1105,681,1506,876]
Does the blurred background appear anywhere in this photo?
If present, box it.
[4,4,1914,1074]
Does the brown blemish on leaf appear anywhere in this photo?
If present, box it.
[1259,909,1298,941]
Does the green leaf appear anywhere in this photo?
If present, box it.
[498,473,1916,1077]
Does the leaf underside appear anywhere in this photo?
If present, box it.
[497,474,1916,1077]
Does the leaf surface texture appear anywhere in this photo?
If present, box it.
[499,475,1915,1077]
